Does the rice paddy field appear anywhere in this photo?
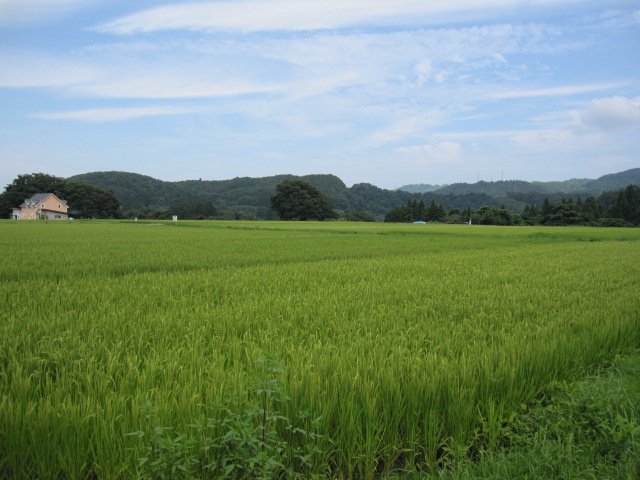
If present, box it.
[1,220,639,479]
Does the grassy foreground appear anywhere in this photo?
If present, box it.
[411,351,640,480]
[1,220,639,479]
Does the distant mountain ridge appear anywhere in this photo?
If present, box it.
[396,183,446,193]
[398,168,640,195]
[67,168,639,219]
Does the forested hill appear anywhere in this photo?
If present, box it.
[67,169,639,220]
[67,172,358,215]
[67,171,515,218]
[399,168,640,196]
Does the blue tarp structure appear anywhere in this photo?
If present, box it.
[413,221,425,224]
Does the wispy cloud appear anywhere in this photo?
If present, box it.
[494,83,626,99]
[95,0,589,34]
[0,48,288,98]
[365,110,446,147]
[32,105,210,122]
[2,21,558,103]
[71,76,284,99]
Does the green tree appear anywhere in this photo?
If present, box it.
[472,206,515,225]
[384,204,409,222]
[426,200,446,222]
[270,180,338,221]
[579,196,602,224]
[63,182,121,219]
[611,185,640,225]
[384,198,445,223]
[541,198,583,226]
[521,204,543,225]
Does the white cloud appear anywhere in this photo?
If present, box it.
[31,105,210,122]
[580,96,640,131]
[95,0,588,34]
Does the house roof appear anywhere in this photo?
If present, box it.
[20,193,67,207]
[27,193,54,202]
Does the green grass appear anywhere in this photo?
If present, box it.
[403,352,640,480]
[1,221,639,479]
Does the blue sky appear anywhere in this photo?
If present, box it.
[1,0,638,190]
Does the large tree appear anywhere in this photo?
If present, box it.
[611,185,640,225]
[270,180,338,221]
[0,173,121,219]
[63,181,121,219]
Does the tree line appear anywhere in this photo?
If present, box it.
[383,185,640,227]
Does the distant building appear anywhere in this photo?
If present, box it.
[12,193,69,220]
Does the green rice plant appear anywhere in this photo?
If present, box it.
[1,221,639,478]
[128,351,324,480]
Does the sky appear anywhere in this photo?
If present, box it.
[1,0,639,190]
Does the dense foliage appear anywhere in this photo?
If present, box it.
[68,171,349,219]
[270,179,338,220]
[384,199,446,223]
[520,186,640,227]
[0,173,121,219]
[384,185,640,227]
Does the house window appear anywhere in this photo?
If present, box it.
[58,204,61,208]
[55,215,61,219]
[42,203,46,208]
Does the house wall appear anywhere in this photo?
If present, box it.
[39,196,68,214]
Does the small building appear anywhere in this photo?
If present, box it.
[12,193,69,220]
